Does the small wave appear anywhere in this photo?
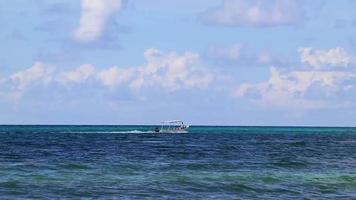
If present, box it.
[272,160,309,169]
[288,141,306,146]
[61,163,91,170]
[337,140,356,144]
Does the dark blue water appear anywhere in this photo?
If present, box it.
[0,126,355,199]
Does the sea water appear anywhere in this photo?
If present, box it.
[0,125,355,199]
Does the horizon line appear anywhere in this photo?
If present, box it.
[0,124,355,128]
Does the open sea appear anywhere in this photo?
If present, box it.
[0,125,355,199]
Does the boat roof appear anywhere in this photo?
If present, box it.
[161,120,184,124]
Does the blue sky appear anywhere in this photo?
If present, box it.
[1,0,356,126]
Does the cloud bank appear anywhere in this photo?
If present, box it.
[0,49,214,101]
[235,47,356,110]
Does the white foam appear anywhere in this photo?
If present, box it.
[62,130,154,134]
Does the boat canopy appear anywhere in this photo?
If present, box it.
[161,120,184,124]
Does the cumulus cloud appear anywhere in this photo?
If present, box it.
[0,49,214,101]
[299,47,355,69]
[97,66,135,88]
[73,0,122,43]
[202,0,303,27]
[9,62,54,91]
[132,49,214,90]
[58,48,214,90]
[235,66,356,110]
[58,64,95,84]
[235,47,356,110]
[0,62,55,101]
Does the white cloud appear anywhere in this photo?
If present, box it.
[73,0,122,43]
[60,49,214,90]
[235,47,356,110]
[0,49,214,101]
[202,0,303,27]
[58,64,95,84]
[299,47,354,69]
[10,62,54,91]
[55,49,213,91]
[235,66,356,109]
[131,49,214,90]
[0,62,55,101]
[97,66,134,88]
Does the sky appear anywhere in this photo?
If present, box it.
[1,0,356,126]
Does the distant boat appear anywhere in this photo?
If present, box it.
[154,120,189,133]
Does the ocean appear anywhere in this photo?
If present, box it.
[0,125,355,199]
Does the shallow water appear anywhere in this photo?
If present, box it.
[0,125,355,199]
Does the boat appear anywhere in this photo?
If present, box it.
[154,120,189,133]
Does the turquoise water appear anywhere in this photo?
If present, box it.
[0,126,355,199]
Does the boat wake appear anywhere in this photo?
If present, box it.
[63,130,154,134]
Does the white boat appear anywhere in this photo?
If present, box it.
[154,120,189,133]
